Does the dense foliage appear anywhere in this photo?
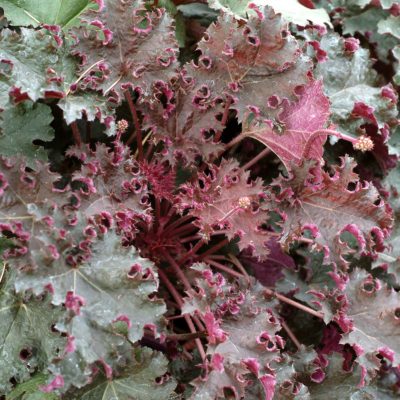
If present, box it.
[0,0,399,398]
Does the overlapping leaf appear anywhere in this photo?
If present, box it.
[339,269,400,374]
[273,156,393,267]
[245,79,330,170]
[141,77,225,165]
[68,142,151,220]
[315,33,398,138]
[189,283,282,399]
[185,5,311,122]
[0,28,76,110]
[71,0,179,102]
[0,270,66,394]
[1,0,94,28]
[208,0,332,27]
[0,102,54,166]
[67,349,177,400]
[177,158,272,258]
[308,354,386,399]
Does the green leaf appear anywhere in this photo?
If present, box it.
[380,0,399,8]
[315,33,398,136]
[378,15,400,40]
[14,231,166,389]
[208,0,332,27]
[309,354,385,399]
[15,231,166,343]
[340,269,400,374]
[343,7,399,63]
[0,102,54,166]
[0,28,76,109]
[260,0,332,27]
[6,373,58,400]
[0,270,66,394]
[58,91,116,132]
[207,0,250,19]
[393,45,400,85]
[0,0,94,29]
[67,349,177,400]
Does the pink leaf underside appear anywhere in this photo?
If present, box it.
[248,80,330,169]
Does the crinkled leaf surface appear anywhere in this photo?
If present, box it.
[0,21,116,127]
[185,5,311,122]
[58,91,116,127]
[208,0,331,27]
[69,142,151,220]
[1,0,93,28]
[15,232,165,344]
[340,269,400,369]
[190,285,282,399]
[142,77,224,166]
[0,155,165,390]
[0,28,76,109]
[246,80,330,170]
[0,270,66,394]
[0,158,83,272]
[257,0,331,27]
[342,6,399,64]
[67,349,176,400]
[0,102,54,166]
[5,372,58,400]
[15,232,166,391]
[315,33,398,135]
[276,249,337,323]
[72,0,179,101]
[178,158,272,258]
[273,157,393,267]
[378,15,400,40]
[372,166,400,285]
[308,354,383,399]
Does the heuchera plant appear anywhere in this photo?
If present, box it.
[0,0,399,398]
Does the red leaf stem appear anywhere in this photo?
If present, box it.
[264,288,324,319]
[205,258,245,279]
[157,268,206,360]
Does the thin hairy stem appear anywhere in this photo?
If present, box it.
[196,238,230,260]
[265,288,324,320]
[205,258,245,280]
[163,214,195,235]
[162,250,192,291]
[228,254,250,281]
[241,147,271,171]
[158,268,206,360]
[301,128,358,160]
[179,239,206,263]
[281,320,301,350]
